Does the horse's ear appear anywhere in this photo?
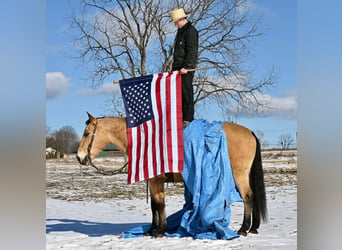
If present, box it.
[87,112,97,124]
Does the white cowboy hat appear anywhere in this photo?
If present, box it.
[169,8,188,23]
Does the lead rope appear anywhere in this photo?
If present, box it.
[86,120,98,170]
[86,120,128,175]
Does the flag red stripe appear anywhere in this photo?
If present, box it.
[156,73,165,174]
[135,125,141,183]
[127,128,133,184]
[176,73,184,171]
[166,72,173,173]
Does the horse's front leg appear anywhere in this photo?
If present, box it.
[155,191,166,237]
[145,190,158,236]
[146,175,166,237]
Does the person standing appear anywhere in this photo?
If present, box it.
[170,8,199,127]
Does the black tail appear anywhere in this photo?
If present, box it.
[250,132,268,222]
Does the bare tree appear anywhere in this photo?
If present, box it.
[52,126,80,155]
[278,133,294,150]
[46,124,51,137]
[46,125,56,149]
[69,0,277,117]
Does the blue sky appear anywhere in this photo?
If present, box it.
[46,0,297,148]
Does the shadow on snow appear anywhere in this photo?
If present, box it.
[46,219,148,237]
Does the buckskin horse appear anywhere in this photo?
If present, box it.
[76,112,267,237]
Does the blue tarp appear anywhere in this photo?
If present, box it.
[121,119,242,240]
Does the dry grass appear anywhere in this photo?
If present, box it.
[46,149,297,202]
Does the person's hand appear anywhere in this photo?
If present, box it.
[180,68,188,74]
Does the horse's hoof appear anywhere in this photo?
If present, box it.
[249,228,258,234]
[238,230,247,236]
[154,232,164,238]
[144,230,153,237]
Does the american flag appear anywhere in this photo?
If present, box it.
[119,71,184,184]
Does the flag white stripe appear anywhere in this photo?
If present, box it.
[138,124,145,181]
[150,74,161,175]
[130,127,137,184]
[170,72,179,172]
[160,73,169,173]
[147,120,153,178]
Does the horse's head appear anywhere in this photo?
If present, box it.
[76,112,107,165]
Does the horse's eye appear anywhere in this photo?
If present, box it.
[83,132,90,137]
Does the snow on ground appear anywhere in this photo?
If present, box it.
[46,149,297,249]
[46,186,296,249]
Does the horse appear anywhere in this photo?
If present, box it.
[76,112,267,237]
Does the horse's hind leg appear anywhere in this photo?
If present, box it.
[237,183,254,236]
[238,193,253,236]
[249,203,260,234]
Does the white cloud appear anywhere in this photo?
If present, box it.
[46,72,71,100]
[73,82,121,96]
[229,91,297,120]
[237,0,257,14]
[237,0,276,17]
[264,93,297,119]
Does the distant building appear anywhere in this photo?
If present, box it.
[46,147,57,159]
[96,144,124,158]
[48,145,125,162]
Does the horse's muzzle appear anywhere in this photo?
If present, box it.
[76,155,88,165]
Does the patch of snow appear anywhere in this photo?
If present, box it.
[47,185,296,249]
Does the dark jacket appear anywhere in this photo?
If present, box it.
[172,21,199,71]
